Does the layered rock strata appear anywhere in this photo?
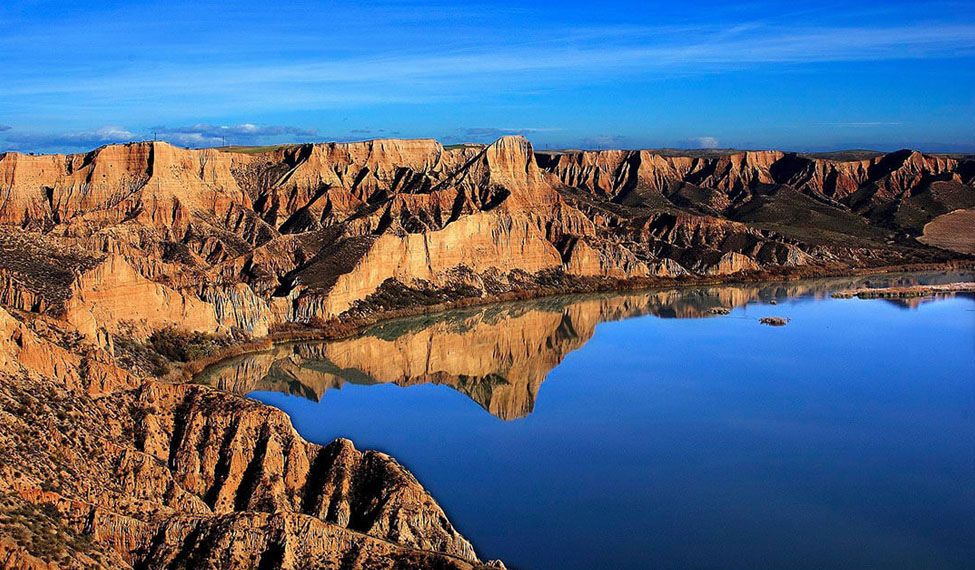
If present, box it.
[1,138,970,344]
[1,135,972,568]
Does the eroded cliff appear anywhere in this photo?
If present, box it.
[0,306,497,569]
[2,137,970,345]
[1,135,973,568]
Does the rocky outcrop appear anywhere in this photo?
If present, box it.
[539,148,962,212]
[0,306,495,568]
[64,255,220,339]
[136,512,486,570]
[289,211,564,321]
[0,143,252,229]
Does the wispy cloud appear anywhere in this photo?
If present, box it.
[4,22,974,111]
[0,123,318,152]
[458,127,560,139]
[816,121,904,127]
[576,134,629,150]
[2,126,136,150]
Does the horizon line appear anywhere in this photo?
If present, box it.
[2,136,971,159]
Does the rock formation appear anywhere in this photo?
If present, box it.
[0,134,972,568]
[0,307,497,569]
[1,137,970,343]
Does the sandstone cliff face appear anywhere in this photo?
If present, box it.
[289,211,565,321]
[538,148,961,209]
[2,138,969,345]
[64,255,221,340]
[0,143,252,229]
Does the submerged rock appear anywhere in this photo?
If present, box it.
[759,316,790,326]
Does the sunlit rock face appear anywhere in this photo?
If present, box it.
[0,304,493,569]
[2,138,969,343]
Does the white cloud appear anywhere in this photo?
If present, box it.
[152,124,318,147]
[696,137,720,149]
[577,134,628,150]
[1,125,135,150]
[449,127,561,142]
[94,126,135,139]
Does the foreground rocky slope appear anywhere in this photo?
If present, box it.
[0,136,972,568]
[0,307,495,568]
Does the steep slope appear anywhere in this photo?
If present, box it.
[2,138,970,345]
[919,209,975,255]
[0,307,495,569]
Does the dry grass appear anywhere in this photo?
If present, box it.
[919,209,975,255]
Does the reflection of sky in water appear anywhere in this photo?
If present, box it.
[201,274,975,569]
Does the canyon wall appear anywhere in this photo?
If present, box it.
[0,306,497,568]
[1,138,971,344]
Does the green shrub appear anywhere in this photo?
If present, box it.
[148,327,230,363]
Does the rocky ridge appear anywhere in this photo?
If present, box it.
[0,136,973,568]
[1,137,971,345]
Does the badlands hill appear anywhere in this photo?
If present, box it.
[0,136,972,568]
[1,136,972,342]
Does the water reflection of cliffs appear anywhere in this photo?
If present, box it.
[196,271,971,420]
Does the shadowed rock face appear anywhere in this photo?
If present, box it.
[198,273,971,421]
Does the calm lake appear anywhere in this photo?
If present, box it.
[197,272,975,569]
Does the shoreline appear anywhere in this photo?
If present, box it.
[171,259,975,382]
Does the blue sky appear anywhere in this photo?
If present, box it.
[1,0,974,153]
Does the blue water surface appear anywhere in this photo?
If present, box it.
[235,280,975,569]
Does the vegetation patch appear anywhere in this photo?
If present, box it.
[0,493,95,564]
[148,327,236,363]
